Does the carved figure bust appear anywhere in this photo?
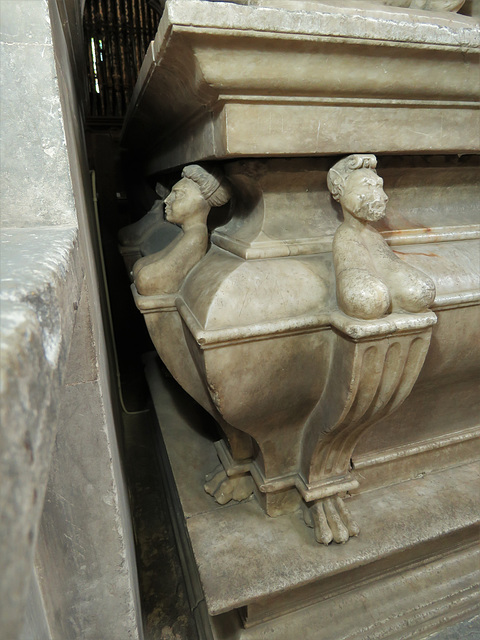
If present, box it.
[328,154,435,320]
[133,165,231,296]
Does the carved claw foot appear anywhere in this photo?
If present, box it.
[204,465,254,505]
[303,496,359,545]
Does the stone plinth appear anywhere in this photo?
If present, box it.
[146,355,480,640]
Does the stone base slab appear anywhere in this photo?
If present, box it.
[145,353,480,640]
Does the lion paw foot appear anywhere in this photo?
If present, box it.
[204,465,254,505]
[304,496,359,545]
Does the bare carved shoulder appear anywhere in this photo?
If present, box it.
[133,164,232,296]
[328,154,435,320]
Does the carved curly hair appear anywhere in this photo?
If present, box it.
[182,164,232,208]
[327,154,377,202]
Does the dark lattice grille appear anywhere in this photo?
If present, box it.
[84,0,161,118]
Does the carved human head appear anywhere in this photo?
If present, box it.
[164,165,232,226]
[327,154,388,222]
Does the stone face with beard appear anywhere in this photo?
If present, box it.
[330,161,435,320]
[341,169,388,223]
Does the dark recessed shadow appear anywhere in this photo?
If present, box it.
[157,361,220,442]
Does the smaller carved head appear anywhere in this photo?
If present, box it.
[327,154,388,222]
[164,165,232,226]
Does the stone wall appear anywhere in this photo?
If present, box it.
[0,1,142,638]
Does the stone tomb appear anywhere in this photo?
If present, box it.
[120,1,480,638]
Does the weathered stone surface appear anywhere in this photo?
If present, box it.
[208,158,480,260]
[327,154,435,319]
[63,283,97,386]
[120,0,479,634]
[0,228,82,639]
[251,0,466,10]
[0,1,142,637]
[0,0,76,228]
[0,0,53,45]
[37,375,139,640]
[0,228,82,360]
[131,155,479,545]
[19,568,51,640]
[132,165,231,296]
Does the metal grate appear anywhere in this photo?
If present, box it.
[84,0,161,118]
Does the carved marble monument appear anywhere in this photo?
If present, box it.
[121,0,480,637]
[128,153,444,546]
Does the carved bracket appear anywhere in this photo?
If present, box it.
[299,311,437,542]
[305,312,437,482]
